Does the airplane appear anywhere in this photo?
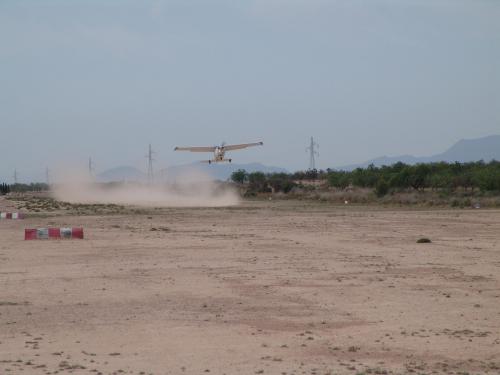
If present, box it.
[174,141,263,164]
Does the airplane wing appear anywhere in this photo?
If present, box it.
[174,146,216,152]
[223,142,263,151]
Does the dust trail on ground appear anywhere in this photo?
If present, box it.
[51,170,239,207]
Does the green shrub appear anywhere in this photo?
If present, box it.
[230,169,247,184]
[375,179,390,197]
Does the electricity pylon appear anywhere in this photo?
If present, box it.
[306,137,319,170]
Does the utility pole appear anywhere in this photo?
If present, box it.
[13,169,18,184]
[46,167,50,185]
[88,157,94,178]
[146,144,155,184]
[306,137,319,170]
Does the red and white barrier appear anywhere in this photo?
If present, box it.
[1,212,24,220]
[25,228,84,240]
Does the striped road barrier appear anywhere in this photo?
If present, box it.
[25,227,84,240]
[1,212,24,219]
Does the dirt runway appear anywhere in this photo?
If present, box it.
[1,199,500,374]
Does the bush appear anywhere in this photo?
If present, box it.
[474,169,500,191]
[268,174,296,193]
[417,238,432,243]
[328,171,350,190]
[231,169,247,184]
[248,172,270,193]
[375,178,390,197]
[304,169,319,180]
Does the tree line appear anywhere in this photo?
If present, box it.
[231,161,500,196]
[0,183,10,195]
[0,183,49,195]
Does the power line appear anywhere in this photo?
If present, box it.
[306,136,319,170]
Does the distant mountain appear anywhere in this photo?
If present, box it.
[338,135,500,170]
[161,162,288,182]
[435,135,500,162]
[97,163,287,183]
[97,166,146,182]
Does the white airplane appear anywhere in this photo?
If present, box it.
[174,141,263,164]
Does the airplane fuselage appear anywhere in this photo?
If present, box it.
[210,147,231,164]
[215,147,224,161]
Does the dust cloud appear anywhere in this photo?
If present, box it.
[51,170,239,207]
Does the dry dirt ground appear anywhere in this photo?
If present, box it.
[1,197,500,375]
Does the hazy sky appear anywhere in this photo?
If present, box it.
[1,0,499,182]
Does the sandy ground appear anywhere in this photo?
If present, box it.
[1,197,500,375]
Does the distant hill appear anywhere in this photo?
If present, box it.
[338,135,500,170]
[97,163,287,183]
